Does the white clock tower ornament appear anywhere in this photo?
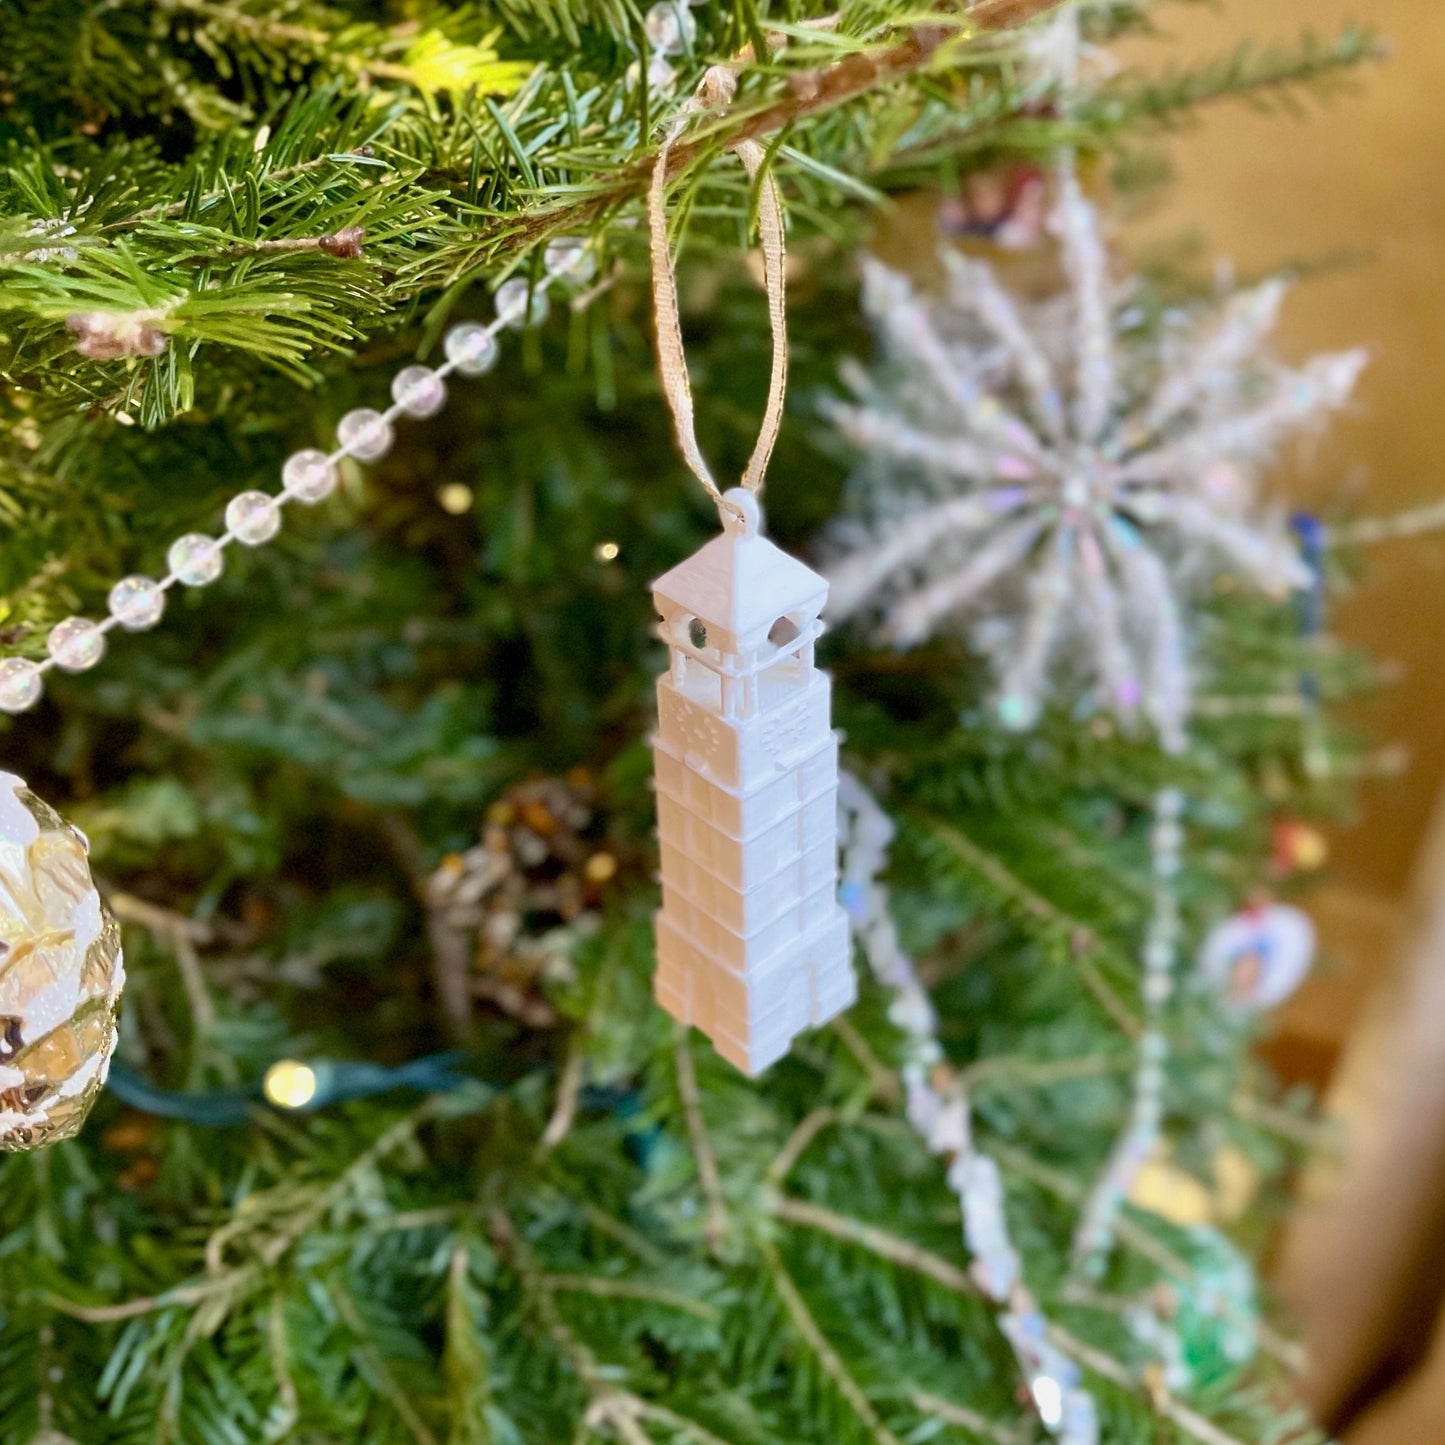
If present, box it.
[645,65,857,1073]
[651,489,855,1074]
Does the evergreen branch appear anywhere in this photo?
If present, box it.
[1194,694,1309,719]
[154,0,517,90]
[266,1292,300,1441]
[1102,25,1386,130]
[580,1205,673,1270]
[960,1052,1132,1091]
[466,0,1066,260]
[490,1209,659,1445]
[1230,1091,1336,1153]
[767,1108,844,1186]
[1325,494,1445,547]
[875,22,1383,175]
[334,1284,441,1445]
[762,1241,906,1445]
[674,1032,731,1256]
[223,1101,445,1271]
[908,1391,1021,1445]
[1047,1324,1258,1445]
[987,1141,1296,1372]
[915,813,1143,1037]
[829,1015,901,1103]
[634,1402,741,1445]
[377,812,476,1041]
[543,1274,721,1322]
[116,151,369,229]
[769,1194,980,1299]
[47,1275,248,1325]
[538,1032,588,1152]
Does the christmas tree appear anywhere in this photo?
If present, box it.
[0,2,1389,1441]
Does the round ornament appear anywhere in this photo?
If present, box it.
[0,772,124,1149]
[1197,903,1314,1013]
[1169,1227,1260,1389]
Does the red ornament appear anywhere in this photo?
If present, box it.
[1269,819,1329,877]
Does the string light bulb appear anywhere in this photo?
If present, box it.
[438,483,474,515]
[263,1060,318,1110]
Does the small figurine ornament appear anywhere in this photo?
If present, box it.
[651,490,854,1074]
[1197,903,1314,1013]
[0,771,125,1149]
[645,64,855,1073]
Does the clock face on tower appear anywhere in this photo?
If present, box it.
[761,697,813,763]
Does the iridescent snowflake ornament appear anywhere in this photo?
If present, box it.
[0,772,124,1149]
[823,165,1365,749]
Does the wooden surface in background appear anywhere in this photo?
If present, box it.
[1117,3,1445,1433]
[1121,0,1445,904]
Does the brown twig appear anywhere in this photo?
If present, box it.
[490,1209,660,1445]
[376,813,476,1042]
[464,0,1065,261]
[830,1014,902,1103]
[673,1031,730,1254]
[768,1107,843,1185]
[538,1033,587,1154]
[764,1240,906,1445]
[920,815,1142,1037]
[770,1193,980,1298]
[909,1391,1022,1445]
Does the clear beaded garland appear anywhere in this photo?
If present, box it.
[494,276,549,329]
[391,365,447,419]
[226,491,282,546]
[0,659,42,714]
[282,448,337,504]
[109,576,166,631]
[1073,785,1184,1270]
[336,407,393,461]
[444,323,499,377]
[0,238,597,716]
[643,1,694,54]
[47,618,105,673]
[632,0,712,91]
[168,534,224,587]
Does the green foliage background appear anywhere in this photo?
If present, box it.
[0,2,1385,1441]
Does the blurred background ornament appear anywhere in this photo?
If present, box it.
[1167,1228,1261,1391]
[823,162,1365,748]
[1270,816,1330,877]
[1197,903,1316,1012]
[427,771,617,1029]
[0,771,124,1150]
[937,165,1049,251]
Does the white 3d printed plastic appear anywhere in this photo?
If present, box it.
[651,489,855,1074]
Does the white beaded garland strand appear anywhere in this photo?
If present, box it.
[0,240,595,715]
[838,774,1100,1445]
[281,449,338,505]
[108,576,166,631]
[1072,785,1185,1271]
[391,365,448,419]
[167,534,225,587]
[631,0,708,94]
[47,617,106,673]
[226,491,283,546]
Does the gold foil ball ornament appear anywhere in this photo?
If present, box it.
[0,771,124,1150]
